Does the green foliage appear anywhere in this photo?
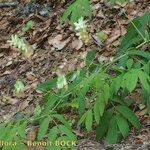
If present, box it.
[116,115,129,138]
[119,11,150,52]
[13,80,25,95]
[96,109,113,139]
[116,105,140,129]
[37,11,150,145]
[141,88,150,115]
[86,50,96,66]
[37,117,50,140]
[34,104,42,117]
[0,120,27,150]
[22,20,34,32]
[61,0,92,25]
[106,117,118,144]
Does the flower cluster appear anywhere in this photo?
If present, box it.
[9,34,34,58]
[98,56,114,63]
[57,74,68,90]
[13,80,25,95]
[74,17,90,43]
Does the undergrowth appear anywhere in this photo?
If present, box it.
[0,1,150,150]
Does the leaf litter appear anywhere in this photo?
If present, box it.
[0,0,150,149]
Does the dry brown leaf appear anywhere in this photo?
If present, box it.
[136,108,147,116]
[105,29,121,47]
[1,96,19,105]
[27,126,38,141]
[5,60,13,67]
[74,129,84,137]
[2,70,11,75]
[18,100,29,111]
[8,98,19,105]
[26,72,36,81]
[71,39,83,50]
[48,34,70,50]
[0,53,4,57]
[97,10,105,18]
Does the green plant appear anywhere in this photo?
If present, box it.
[60,0,133,25]
[60,0,92,25]
[13,80,25,96]
[22,20,34,32]
[38,11,150,144]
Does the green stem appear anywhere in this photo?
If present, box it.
[136,39,150,49]
[124,12,146,42]
[98,53,127,72]
[130,21,146,42]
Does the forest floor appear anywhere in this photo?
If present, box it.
[0,0,150,149]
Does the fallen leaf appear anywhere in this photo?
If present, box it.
[71,39,83,50]
[48,34,70,50]
[5,61,13,67]
[136,108,147,116]
[1,96,19,105]
[27,126,38,141]
[2,70,11,75]
[18,100,29,111]
[26,72,36,81]
[0,53,4,57]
